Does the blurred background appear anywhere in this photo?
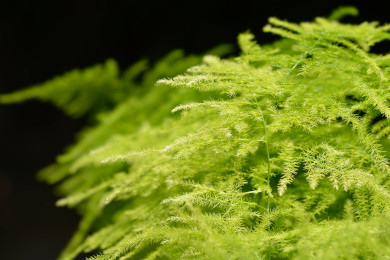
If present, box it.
[0,0,389,259]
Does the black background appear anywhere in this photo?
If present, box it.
[0,1,388,259]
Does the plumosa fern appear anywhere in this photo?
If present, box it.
[2,7,390,259]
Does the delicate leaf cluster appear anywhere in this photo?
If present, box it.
[2,7,390,259]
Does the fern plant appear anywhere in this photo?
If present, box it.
[2,7,390,259]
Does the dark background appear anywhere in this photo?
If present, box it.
[0,1,388,259]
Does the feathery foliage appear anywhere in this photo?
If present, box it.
[2,6,390,259]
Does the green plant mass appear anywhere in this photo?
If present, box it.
[2,7,390,259]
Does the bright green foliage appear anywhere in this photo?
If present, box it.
[2,7,390,259]
[0,59,125,117]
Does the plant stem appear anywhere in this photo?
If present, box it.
[254,96,271,213]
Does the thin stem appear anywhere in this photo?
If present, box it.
[254,96,271,213]
[282,46,318,84]
[282,50,308,83]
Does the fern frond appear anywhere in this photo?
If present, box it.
[3,7,390,260]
